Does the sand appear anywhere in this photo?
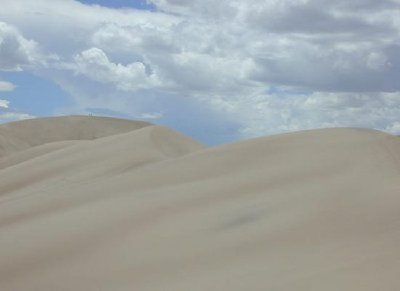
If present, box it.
[0,116,399,290]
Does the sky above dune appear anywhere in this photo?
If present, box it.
[0,0,400,144]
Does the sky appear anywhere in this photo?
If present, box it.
[0,0,400,144]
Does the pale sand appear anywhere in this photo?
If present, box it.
[0,116,399,290]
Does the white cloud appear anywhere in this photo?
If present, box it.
[71,47,160,91]
[0,81,16,91]
[139,112,163,119]
[385,122,400,135]
[213,91,400,138]
[0,98,34,124]
[0,99,10,108]
[0,112,34,122]
[0,22,39,71]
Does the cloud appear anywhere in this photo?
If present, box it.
[0,0,400,142]
[247,0,395,35]
[0,112,34,122]
[71,47,161,91]
[0,22,39,71]
[0,81,16,91]
[139,112,163,119]
[0,98,34,124]
[0,99,10,108]
[212,90,400,137]
[385,121,400,134]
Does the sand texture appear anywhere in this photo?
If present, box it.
[0,116,399,290]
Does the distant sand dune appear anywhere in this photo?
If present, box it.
[0,115,150,157]
[0,116,399,290]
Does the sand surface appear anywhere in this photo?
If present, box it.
[0,116,399,290]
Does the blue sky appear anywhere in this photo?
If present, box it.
[0,0,400,144]
[77,0,156,10]
[0,72,72,117]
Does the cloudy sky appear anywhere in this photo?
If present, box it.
[0,0,399,144]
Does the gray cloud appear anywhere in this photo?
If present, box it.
[0,22,38,71]
[249,3,391,35]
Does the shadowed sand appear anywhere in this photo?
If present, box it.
[0,116,399,290]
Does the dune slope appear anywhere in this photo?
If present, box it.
[0,117,399,291]
[0,115,150,157]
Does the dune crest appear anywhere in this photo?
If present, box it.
[0,115,150,157]
[0,117,399,291]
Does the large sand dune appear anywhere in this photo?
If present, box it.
[0,116,399,290]
[0,116,150,158]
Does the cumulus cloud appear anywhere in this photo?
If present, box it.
[215,91,400,137]
[71,47,161,91]
[0,22,39,71]
[0,81,16,91]
[0,0,400,141]
[0,99,10,108]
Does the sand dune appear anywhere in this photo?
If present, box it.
[0,116,399,290]
[0,116,150,158]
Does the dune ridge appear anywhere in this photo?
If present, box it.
[0,115,150,157]
[0,116,399,291]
